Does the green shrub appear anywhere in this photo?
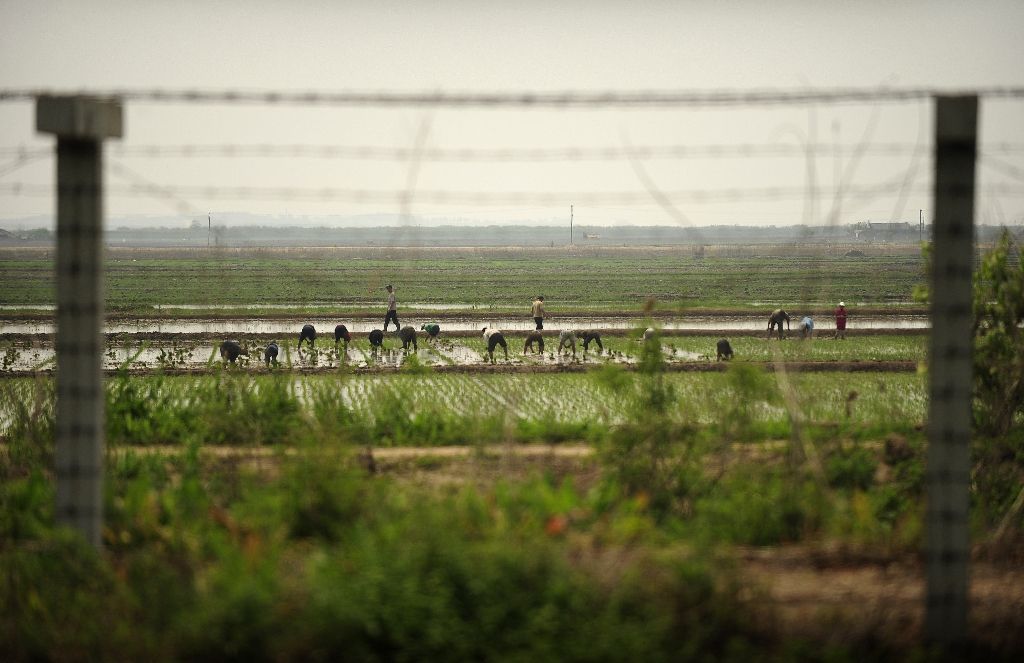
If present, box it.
[594,340,706,520]
[973,230,1024,435]
[692,468,828,545]
[826,447,877,491]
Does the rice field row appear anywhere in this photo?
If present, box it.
[0,335,927,373]
[0,371,926,444]
[301,371,926,428]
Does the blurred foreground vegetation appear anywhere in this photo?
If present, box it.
[1,347,1022,660]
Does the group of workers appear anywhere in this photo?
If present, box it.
[766,303,848,340]
[219,285,852,365]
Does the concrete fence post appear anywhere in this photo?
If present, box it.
[925,95,976,646]
[36,95,122,548]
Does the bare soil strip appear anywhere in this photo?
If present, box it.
[743,550,1024,650]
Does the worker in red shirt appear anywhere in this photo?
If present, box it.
[833,302,848,339]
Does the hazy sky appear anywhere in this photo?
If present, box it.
[1,0,1022,228]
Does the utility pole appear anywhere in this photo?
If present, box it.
[569,204,573,246]
[37,95,123,549]
[208,212,212,248]
[920,209,924,243]
[925,95,976,648]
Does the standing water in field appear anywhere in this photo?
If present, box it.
[0,315,930,336]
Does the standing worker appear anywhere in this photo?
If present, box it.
[833,302,848,340]
[384,284,400,332]
[532,295,546,330]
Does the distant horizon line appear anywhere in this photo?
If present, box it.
[0,222,979,232]
[4,219,1008,231]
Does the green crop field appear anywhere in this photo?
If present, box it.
[0,250,926,313]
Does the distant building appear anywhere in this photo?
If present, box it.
[852,221,914,242]
[583,233,601,240]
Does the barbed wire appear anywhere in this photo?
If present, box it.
[106,161,200,216]
[982,155,1024,184]
[3,142,1023,162]
[2,181,1021,206]
[100,142,1024,161]
[3,86,1024,107]
[106,142,933,161]
[0,152,47,178]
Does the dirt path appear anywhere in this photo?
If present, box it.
[742,547,1024,651]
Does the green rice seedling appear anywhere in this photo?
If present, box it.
[0,377,55,475]
[1,345,21,372]
[0,370,929,457]
[717,363,784,439]
[107,373,200,446]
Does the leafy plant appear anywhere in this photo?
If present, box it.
[826,447,877,491]
[972,230,1024,435]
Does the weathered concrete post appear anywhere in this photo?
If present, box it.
[36,96,122,548]
[925,95,976,646]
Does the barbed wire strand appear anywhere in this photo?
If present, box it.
[889,101,930,225]
[106,161,202,217]
[982,155,1024,184]
[4,86,1024,107]
[825,104,882,226]
[0,153,46,179]
[2,181,1020,206]
[5,142,1024,162]
[105,143,940,161]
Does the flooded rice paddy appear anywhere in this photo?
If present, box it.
[0,314,929,336]
[0,333,923,374]
[0,338,651,372]
[0,309,928,374]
